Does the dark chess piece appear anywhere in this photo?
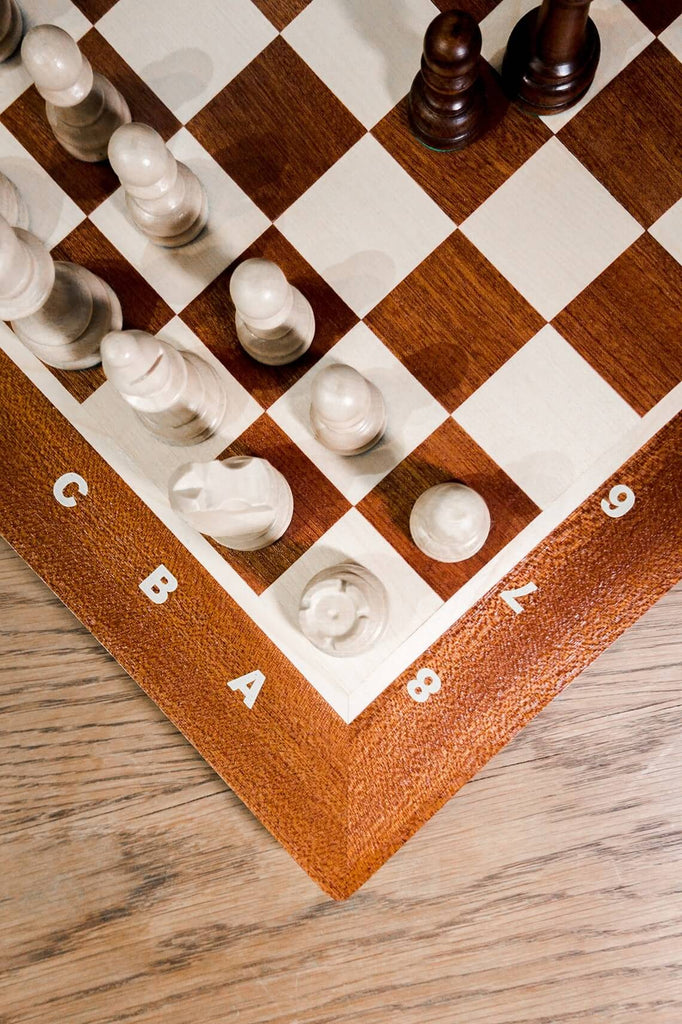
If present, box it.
[502,0,600,114]
[408,10,488,151]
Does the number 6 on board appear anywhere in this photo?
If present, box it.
[601,485,635,518]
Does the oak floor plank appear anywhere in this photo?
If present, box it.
[1,539,680,1024]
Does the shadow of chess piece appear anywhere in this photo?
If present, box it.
[502,0,600,114]
[408,10,488,151]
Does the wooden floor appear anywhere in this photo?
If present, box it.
[1,536,681,1024]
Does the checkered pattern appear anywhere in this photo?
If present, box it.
[1,0,681,709]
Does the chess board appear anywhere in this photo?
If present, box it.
[1,0,681,900]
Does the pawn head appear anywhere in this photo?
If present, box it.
[108,123,175,194]
[423,10,481,74]
[101,329,165,393]
[230,258,290,321]
[21,25,93,105]
[311,363,371,426]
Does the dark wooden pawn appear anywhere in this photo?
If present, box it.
[408,10,488,152]
[502,0,600,114]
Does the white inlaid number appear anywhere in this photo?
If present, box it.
[407,667,441,703]
[53,472,88,507]
[228,670,265,709]
[601,484,635,518]
[500,582,538,614]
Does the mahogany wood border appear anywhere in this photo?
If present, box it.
[0,352,680,899]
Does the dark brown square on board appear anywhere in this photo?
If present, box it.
[432,0,503,20]
[358,418,540,601]
[212,415,350,593]
[70,0,119,19]
[365,231,544,413]
[182,225,358,409]
[620,0,682,35]
[250,0,312,31]
[0,29,181,216]
[558,42,682,228]
[372,63,552,224]
[553,233,682,416]
[187,35,365,221]
[47,219,174,403]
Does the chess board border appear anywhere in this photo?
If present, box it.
[2,351,680,899]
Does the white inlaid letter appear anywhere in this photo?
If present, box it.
[228,670,265,710]
[407,667,441,703]
[53,472,88,507]
[139,564,177,604]
[601,485,635,518]
[500,582,538,614]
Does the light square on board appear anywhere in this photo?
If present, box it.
[0,29,181,215]
[649,198,682,264]
[453,325,640,509]
[620,0,682,36]
[211,416,351,595]
[81,317,262,495]
[660,14,682,60]
[281,0,439,130]
[0,124,84,248]
[480,0,653,133]
[558,42,682,228]
[47,220,175,403]
[181,226,358,411]
[460,137,643,321]
[357,418,540,601]
[553,234,682,416]
[96,0,277,123]
[250,0,313,32]
[187,36,364,222]
[90,129,269,313]
[0,0,91,113]
[258,507,443,695]
[276,134,455,318]
[372,66,551,225]
[268,322,449,505]
[365,231,544,413]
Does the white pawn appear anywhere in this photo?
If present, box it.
[310,363,386,455]
[0,170,28,228]
[101,329,227,445]
[0,0,22,63]
[299,562,388,657]
[230,258,314,365]
[21,25,131,162]
[169,457,293,551]
[0,215,122,369]
[108,123,208,247]
[410,482,491,562]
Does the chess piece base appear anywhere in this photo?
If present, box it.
[0,0,22,63]
[46,74,132,162]
[408,73,487,151]
[12,263,122,369]
[235,287,315,365]
[125,162,208,247]
[135,354,227,445]
[502,6,600,114]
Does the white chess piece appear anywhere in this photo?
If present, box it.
[0,0,21,63]
[299,562,388,657]
[169,457,293,551]
[230,258,314,365]
[0,215,122,369]
[101,329,227,444]
[21,25,131,162]
[410,482,491,562]
[310,363,386,455]
[0,170,29,228]
[108,123,208,247]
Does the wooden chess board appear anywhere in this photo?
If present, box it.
[0,0,680,900]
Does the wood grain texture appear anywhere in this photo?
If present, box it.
[1,541,680,1024]
[1,350,680,899]
[620,0,682,35]
[250,0,312,31]
[558,41,682,227]
[0,29,181,216]
[187,35,365,221]
[553,233,682,415]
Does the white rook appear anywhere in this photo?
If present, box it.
[230,258,315,365]
[21,24,131,162]
[298,562,388,657]
[0,215,122,369]
[139,564,178,604]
